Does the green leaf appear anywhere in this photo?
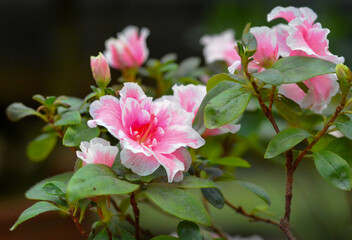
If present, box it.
[26,133,57,162]
[10,201,66,231]
[151,236,178,240]
[335,121,352,140]
[272,56,336,84]
[204,87,251,129]
[32,94,46,104]
[145,184,210,226]
[209,157,251,168]
[253,69,283,85]
[193,81,237,134]
[242,32,257,51]
[274,96,302,123]
[177,221,203,240]
[63,120,100,147]
[45,96,56,107]
[234,181,271,205]
[66,164,139,202]
[175,176,218,189]
[26,172,72,204]
[326,137,352,166]
[6,102,43,122]
[264,128,311,158]
[313,151,352,190]
[42,181,66,197]
[206,73,245,92]
[201,188,225,209]
[54,111,81,126]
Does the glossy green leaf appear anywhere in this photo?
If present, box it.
[63,120,100,147]
[42,181,66,197]
[145,184,210,226]
[54,111,81,126]
[274,96,302,123]
[204,87,251,129]
[193,81,237,134]
[209,157,251,168]
[335,121,352,140]
[253,69,283,85]
[175,176,218,189]
[177,221,203,240]
[264,128,311,159]
[26,133,57,162]
[242,32,257,51]
[201,188,225,209]
[10,201,66,231]
[326,137,352,166]
[66,164,139,202]
[26,172,72,204]
[32,94,46,104]
[272,56,336,84]
[313,151,352,190]
[206,73,245,92]
[235,181,271,205]
[6,102,43,122]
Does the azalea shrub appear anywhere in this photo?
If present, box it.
[6,6,352,240]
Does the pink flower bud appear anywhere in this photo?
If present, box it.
[90,53,111,89]
[104,26,149,70]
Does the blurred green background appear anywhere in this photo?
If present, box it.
[1,0,352,239]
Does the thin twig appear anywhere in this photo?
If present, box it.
[69,209,88,239]
[202,197,228,239]
[269,85,276,112]
[225,200,280,227]
[293,94,347,171]
[130,193,140,240]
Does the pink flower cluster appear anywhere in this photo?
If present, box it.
[88,83,205,182]
[201,6,344,113]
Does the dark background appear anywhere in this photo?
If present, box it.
[1,0,352,239]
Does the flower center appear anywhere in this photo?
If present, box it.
[139,114,155,144]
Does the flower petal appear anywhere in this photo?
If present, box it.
[120,148,160,176]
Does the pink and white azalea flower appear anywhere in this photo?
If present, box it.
[76,137,119,167]
[228,26,279,74]
[158,84,241,136]
[200,30,241,66]
[88,83,205,182]
[268,6,344,113]
[104,26,149,70]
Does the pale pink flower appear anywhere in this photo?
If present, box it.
[76,137,119,167]
[104,26,149,70]
[268,6,343,113]
[90,53,111,89]
[158,84,241,136]
[200,30,241,66]
[88,83,205,182]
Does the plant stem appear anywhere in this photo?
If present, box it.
[224,200,280,227]
[202,197,228,239]
[69,209,88,239]
[244,61,295,239]
[130,192,140,240]
[269,85,276,111]
[293,93,347,171]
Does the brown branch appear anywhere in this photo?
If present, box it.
[202,197,228,239]
[269,85,276,112]
[69,209,88,239]
[225,200,280,227]
[110,198,154,238]
[130,193,140,240]
[293,94,347,171]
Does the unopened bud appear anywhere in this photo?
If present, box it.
[336,63,352,83]
[91,53,111,89]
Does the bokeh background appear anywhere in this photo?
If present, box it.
[1,0,352,239]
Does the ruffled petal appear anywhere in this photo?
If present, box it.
[120,148,160,176]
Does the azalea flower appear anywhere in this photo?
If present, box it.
[104,26,149,70]
[268,6,343,113]
[88,83,205,182]
[228,26,279,74]
[200,30,241,66]
[76,137,119,167]
[158,84,241,136]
